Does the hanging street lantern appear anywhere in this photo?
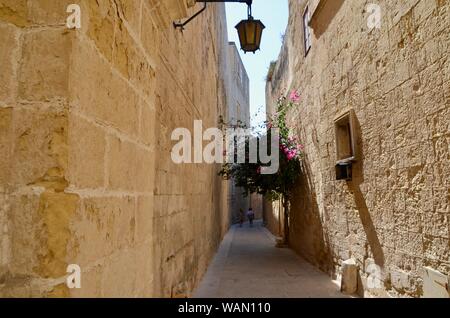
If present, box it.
[235,8,265,54]
[174,0,265,54]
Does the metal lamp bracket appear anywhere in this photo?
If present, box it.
[174,0,253,30]
[173,2,207,30]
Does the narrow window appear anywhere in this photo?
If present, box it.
[303,7,312,56]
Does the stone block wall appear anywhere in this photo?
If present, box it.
[266,0,449,297]
[226,42,251,223]
[0,0,232,297]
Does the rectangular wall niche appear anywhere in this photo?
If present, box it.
[334,109,357,162]
[334,109,357,180]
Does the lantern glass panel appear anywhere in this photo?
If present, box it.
[237,23,246,47]
[245,21,256,45]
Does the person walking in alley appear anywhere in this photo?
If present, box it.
[246,208,255,227]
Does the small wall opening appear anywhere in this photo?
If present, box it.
[334,110,357,181]
[334,109,357,162]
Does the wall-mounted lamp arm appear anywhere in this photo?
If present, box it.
[173,2,207,30]
[174,0,253,30]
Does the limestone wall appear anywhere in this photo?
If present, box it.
[263,198,283,238]
[267,0,449,297]
[227,42,250,127]
[0,0,232,297]
[226,42,251,223]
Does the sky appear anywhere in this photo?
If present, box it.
[225,0,289,130]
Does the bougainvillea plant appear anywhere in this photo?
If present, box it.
[219,89,304,210]
[218,90,303,242]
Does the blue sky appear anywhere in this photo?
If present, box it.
[225,0,289,129]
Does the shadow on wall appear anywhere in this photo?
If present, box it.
[263,196,282,237]
[289,150,334,275]
[347,115,385,295]
[310,0,345,39]
[349,115,385,268]
[288,115,386,295]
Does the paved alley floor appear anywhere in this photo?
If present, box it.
[194,221,348,298]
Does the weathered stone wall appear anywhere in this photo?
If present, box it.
[226,42,251,223]
[267,0,449,297]
[263,198,283,238]
[227,42,250,127]
[0,0,233,297]
[250,193,263,221]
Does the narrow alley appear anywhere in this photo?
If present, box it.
[0,0,448,301]
[195,222,348,298]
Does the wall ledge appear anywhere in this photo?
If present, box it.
[309,0,326,22]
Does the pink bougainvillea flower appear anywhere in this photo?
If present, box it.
[289,90,301,103]
[287,152,295,161]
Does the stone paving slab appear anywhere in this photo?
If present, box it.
[194,221,349,298]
